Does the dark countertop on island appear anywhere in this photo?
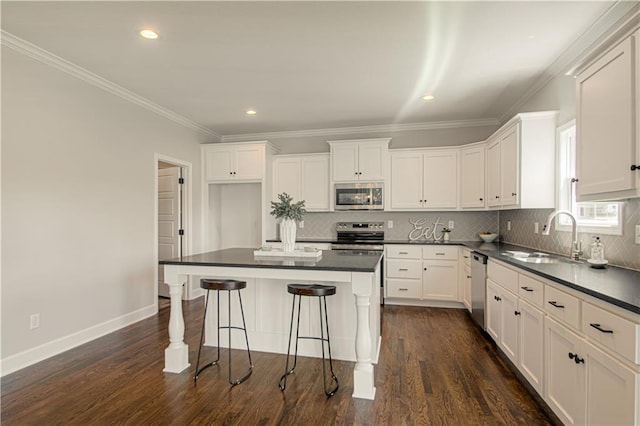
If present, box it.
[269,238,639,314]
[160,247,382,273]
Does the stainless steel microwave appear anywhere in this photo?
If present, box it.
[334,183,384,210]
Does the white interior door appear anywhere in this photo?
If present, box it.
[158,165,182,297]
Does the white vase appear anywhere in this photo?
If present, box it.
[280,218,297,252]
[444,233,450,242]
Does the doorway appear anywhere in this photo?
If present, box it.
[155,155,192,301]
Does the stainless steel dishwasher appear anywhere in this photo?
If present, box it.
[470,252,488,330]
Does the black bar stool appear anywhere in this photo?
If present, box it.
[279,284,339,397]
[194,278,253,386]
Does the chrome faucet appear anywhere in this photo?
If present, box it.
[542,210,582,260]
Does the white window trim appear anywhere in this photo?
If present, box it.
[555,120,623,236]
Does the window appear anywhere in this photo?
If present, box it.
[556,120,623,235]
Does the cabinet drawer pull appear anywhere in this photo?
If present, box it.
[398,251,408,255]
[589,323,614,334]
[398,268,409,271]
[463,256,469,259]
[435,252,445,256]
[494,296,501,301]
[399,288,408,291]
[548,301,564,308]
[520,286,534,292]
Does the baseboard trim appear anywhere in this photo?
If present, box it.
[0,304,157,377]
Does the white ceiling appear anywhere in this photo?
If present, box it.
[0,1,627,139]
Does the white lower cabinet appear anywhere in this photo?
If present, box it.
[384,245,459,303]
[546,316,585,426]
[518,299,545,394]
[488,259,639,426]
[545,316,639,426]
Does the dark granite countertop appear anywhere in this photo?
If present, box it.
[269,238,639,314]
[160,247,382,273]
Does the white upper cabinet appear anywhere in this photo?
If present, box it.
[576,31,639,201]
[328,138,390,182]
[390,149,458,210]
[273,154,330,211]
[460,144,486,209]
[203,142,267,182]
[485,112,557,209]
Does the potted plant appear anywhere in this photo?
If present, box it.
[270,192,306,252]
[441,227,452,242]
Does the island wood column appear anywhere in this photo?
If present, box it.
[162,267,190,373]
[350,270,377,400]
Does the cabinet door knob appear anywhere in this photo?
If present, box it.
[571,177,579,183]
[514,310,521,316]
[479,197,483,201]
[511,192,517,196]
[495,195,500,199]
[423,267,428,271]
[632,165,639,171]
[569,353,585,364]
[467,275,472,279]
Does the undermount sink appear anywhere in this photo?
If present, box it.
[513,256,559,264]
[503,251,560,264]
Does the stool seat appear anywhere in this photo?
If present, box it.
[287,284,336,297]
[201,279,246,291]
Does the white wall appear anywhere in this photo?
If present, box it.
[256,124,498,154]
[1,47,209,372]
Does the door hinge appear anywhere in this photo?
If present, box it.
[178,177,185,184]
[178,229,184,236]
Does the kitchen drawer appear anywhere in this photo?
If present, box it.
[386,259,422,279]
[461,249,471,267]
[422,246,458,260]
[545,285,580,330]
[582,302,640,365]
[518,274,544,308]
[386,279,421,299]
[487,261,518,294]
[386,245,421,259]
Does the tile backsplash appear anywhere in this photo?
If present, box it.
[297,211,498,241]
[499,198,640,271]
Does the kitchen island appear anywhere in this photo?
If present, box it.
[160,248,382,400]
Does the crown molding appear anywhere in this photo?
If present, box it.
[220,118,499,143]
[498,1,639,124]
[1,30,221,141]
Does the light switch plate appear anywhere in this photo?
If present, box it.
[448,220,454,229]
[636,225,640,244]
[507,220,512,231]
[388,220,393,229]
[534,222,539,234]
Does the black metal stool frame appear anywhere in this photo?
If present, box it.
[194,284,253,386]
[279,289,339,397]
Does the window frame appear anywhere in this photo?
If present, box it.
[555,120,623,236]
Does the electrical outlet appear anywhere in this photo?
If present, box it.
[507,220,512,231]
[388,220,393,229]
[448,220,454,229]
[534,222,539,234]
[299,220,304,229]
[30,313,40,330]
[636,225,640,244]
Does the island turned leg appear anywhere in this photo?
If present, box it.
[163,268,190,373]
[351,272,376,400]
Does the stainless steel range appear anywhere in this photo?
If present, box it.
[331,222,385,305]
[331,222,385,252]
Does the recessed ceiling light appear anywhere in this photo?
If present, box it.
[139,29,159,40]
[421,95,435,101]
[528,35,536,40]
[246,110,257,115]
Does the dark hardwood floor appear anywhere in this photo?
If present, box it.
[1,299,553,425]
